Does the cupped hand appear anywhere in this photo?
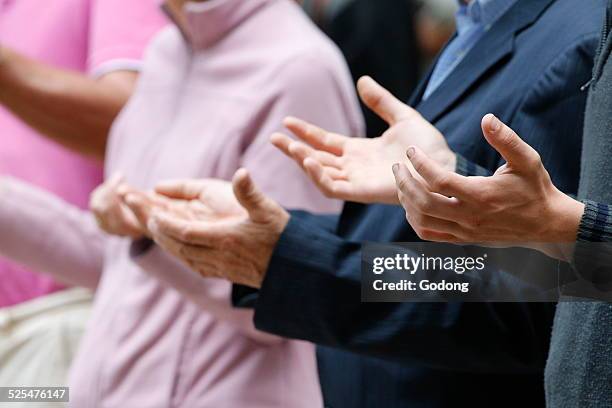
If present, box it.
[147,169,289,288]
[119,177,248,239]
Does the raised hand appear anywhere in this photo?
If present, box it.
[392,114,585,249]
[271,76,455,204]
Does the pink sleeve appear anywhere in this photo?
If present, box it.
[132,243,282,345]
[0,177,104,290]
[241,51,365,212]
[87,0,168,76]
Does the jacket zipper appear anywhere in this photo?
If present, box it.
[582,12,610,91]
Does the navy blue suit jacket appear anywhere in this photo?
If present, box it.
[235,1,604,407]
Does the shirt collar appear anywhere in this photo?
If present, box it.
[162,0,272,49]
[456,0,517,33]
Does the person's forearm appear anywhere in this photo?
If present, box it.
[0,47,137,160]
[0,177,105,289]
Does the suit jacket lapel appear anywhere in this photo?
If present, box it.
[415,0,555,123]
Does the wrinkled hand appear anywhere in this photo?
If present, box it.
[147,169,289,288]
[90,173,145,238]
[120,177,246,234]
[392,114,585,251]
[271,76,455,204]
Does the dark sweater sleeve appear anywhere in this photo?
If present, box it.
[576,200,612,242]
[565,200,612,300]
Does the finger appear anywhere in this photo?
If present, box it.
[155,179,206,200]
[393,163,465,221]
[481,114,540,168]
[107,172,124,188]
[288,141,342,169]
[406,146,475,199]
[90,173,124,211]
[270,132,294,159]
[283,116,345,155]
[116,206,145,238]
[302,158,344,198]
[150,211,219,247]
[399,194,466,239]
[123,192,155,229]
[357,76,419,125]
[232,169,278,223]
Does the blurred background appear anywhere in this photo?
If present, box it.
[299,0,457,137]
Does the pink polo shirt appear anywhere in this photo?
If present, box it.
[0,0,166,307]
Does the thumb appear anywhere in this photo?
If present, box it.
[357,76,418,125]
[232,169,276,223]
[481,114,541,168]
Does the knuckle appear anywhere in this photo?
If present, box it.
[418,196,434,213]
[477,188,496,206]
[178,244,191,258]
[414,227,430,241]
[527,152,543,170]
[432,175,451,191]
[323,184,336,198]
[179,226,194,242]
[396,178,410,193]
[413,195,429,212]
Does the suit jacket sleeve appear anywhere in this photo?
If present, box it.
[253,212,556,374]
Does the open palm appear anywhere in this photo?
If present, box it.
[119,178,247,234]
[271,76,455,204]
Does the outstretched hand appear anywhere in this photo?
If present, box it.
[392,114,585,253]
[146,169,289,288]
[271,76,455,204]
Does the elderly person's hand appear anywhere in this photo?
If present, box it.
[90,173,145,238]
[271,76,455,204]
[120,177,246,231]
[392,114,585,255]
[147,169,289,288]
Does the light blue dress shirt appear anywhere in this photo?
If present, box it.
[423,0,518,100]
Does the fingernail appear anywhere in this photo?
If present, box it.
[490,115,501,132]
[406,147,416,159]
[392,163,399,174]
